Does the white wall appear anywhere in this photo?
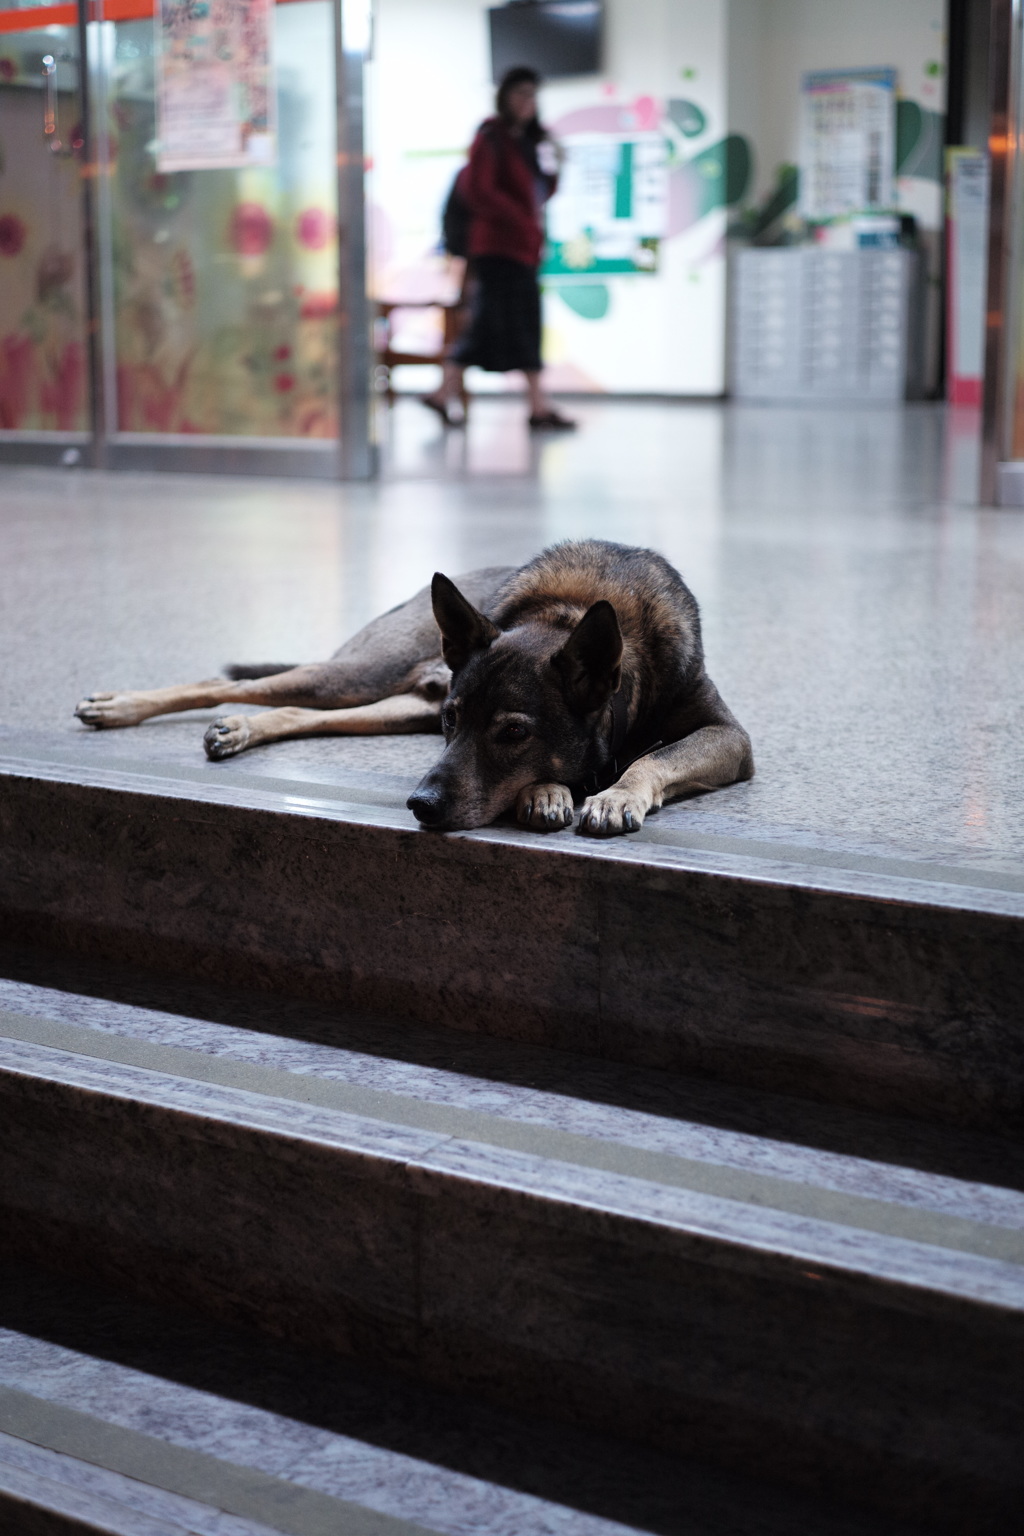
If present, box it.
[368,0,731,395]
[367,0,947,396]
[729,0,947,228]
[727,0,947,388]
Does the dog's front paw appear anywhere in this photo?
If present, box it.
[578,787,649,837]
[74,692,147,728]
[204,716,251,760]
[516,782,574,832]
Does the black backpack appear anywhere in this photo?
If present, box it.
[441,168,471,257]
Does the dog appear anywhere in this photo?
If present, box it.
[74,539,753,836]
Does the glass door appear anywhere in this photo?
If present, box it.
[0,0,372,477]
[100,0,343,474]
[0,0,92,464]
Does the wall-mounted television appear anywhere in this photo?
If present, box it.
[489,1,603,83]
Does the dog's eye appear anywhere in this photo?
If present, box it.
[442,706,457,732]
[498,722,529,743]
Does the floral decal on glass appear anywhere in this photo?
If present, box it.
[110,9,339,439]
[0,73,88,433]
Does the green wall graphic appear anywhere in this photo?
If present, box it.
[555,284,611,319]
[684,135,752,219]
[895,102,944,183]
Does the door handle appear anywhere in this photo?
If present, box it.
[42,54,64,154]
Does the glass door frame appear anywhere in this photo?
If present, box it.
[982,0,1024,503]
[0,0,373,479]
[0,0,96,466]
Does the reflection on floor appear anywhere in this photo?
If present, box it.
[0,398,1020,873]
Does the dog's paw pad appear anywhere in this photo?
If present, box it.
[74,692,143,728]
[577,788,648,837]
[204,716,250,760]
[516,782,574,832]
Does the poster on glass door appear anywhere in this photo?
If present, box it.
[156,0,277,171]
[799,68,897,221]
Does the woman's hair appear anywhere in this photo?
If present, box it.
[496,66,544,140]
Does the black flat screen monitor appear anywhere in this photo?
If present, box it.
[489,2,603,82]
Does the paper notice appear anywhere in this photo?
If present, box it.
[156,0,276,172]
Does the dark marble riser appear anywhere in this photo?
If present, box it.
[0,773,1021,1133]
[1,1059,1020,1531]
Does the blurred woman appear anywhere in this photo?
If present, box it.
[424,66,575,430]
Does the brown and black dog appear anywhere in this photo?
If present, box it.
[75,539,753,836]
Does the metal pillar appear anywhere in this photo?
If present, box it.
[334,0,376,480]
[76,0,106,467]
[981,0,1023,503]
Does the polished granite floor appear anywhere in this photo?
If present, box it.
[1,399,1021,875]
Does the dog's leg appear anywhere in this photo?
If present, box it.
[76,680,242,729]
[204,693,441,760]
[74,567,513,732]
[515,782,575,831]
[74,664,372,730]
[578,724,753,837]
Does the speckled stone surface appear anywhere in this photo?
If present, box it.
[1,400,1021,871]
[0,1431,292,1536]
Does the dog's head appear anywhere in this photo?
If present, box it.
[407,572,622,830]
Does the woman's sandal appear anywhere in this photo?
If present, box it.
[528,410,577,431]
[421,394,457,427]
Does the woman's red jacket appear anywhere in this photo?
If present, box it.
[460,117,556,269]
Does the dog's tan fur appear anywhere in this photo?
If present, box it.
[75,541,752,836]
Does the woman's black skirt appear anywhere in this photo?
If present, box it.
[452,255,541,374]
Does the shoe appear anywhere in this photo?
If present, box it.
[528,410,577,431]
[421,394,462,427]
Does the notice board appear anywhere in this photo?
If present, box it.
[799,68,897,221]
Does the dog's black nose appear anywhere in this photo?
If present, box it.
[407,788,447,826]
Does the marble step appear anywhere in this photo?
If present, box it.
[0,988,1021,1530]
[0,748,1022,1131]
[0,1432,295,1536]
[2,941,1023,1199]
[0,1261,924,1536]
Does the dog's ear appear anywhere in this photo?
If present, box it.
[552,600,623,713]
[432,573,500,674]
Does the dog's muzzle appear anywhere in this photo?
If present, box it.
[406,786,448,827]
